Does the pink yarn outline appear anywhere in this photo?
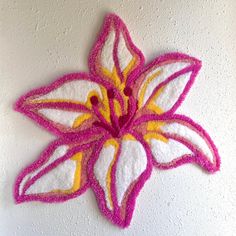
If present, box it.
[14,13,221,228]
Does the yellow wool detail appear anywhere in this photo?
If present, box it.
[101,67,121,87]
[99,86,111,123]
[113,99,122,117]
[119,81,129,112]
[104,138,119,149]
[112,67,121,87]
[123,58,136,79]
[147,86,165,114]
[144,132,168,143]
[147,121,166,131]
[104,138,119,209]
[147,104,163,114]
[123,133,136,141]
[70,152,83,192]
[30,98,83,105]
[73,114,92,128]
[101,67,113,77]
[138,70,162,108]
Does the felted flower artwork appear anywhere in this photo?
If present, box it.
[14,13,220,228]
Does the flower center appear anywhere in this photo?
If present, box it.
[107,89,115,99]
[118,114,129,128]
[90,87,135,138]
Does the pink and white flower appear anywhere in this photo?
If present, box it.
[14,13,220,228]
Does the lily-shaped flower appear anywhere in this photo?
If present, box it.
[15,14,220,228]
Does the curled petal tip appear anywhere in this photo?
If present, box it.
[14,96,24,112]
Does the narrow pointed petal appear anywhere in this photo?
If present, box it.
[88,134,152,228]
[132,53,201,115]
[89,14,144,86]
[15,73,107,135]
[15,139,96,203]
[143,114,220,172]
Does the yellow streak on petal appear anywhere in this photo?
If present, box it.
[70,152,83,192]
[138,70,163,108]
[146,86,165,115]
[72,114,92,128]
[30,98,83,105]
[101,67,121,87]
[112,67,122,88]
[123,58,136,80]
[113,99,122,117]
[144,132,168,143]
[123,133,136,141]
[104,138,119,149]
[120,82,129,113]
[99,86,111,123]
[147,121,166,131]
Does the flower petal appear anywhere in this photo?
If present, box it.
[132,53,201,115]
[15,139,95,203]
[144,114,220,172]
[15,73,107,135]
[89,14,144,86]
[88,134,152,227]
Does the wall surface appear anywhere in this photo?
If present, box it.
[0,1,236,235]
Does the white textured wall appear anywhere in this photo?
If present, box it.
[0,1,236,235]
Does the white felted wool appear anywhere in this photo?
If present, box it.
[101,30,116,72]
[149,139,192,163]
[117,33,133,71]
[155,72,191,111]
[139,62,190,106]
[33,80,102,103]
[94,142,117,210]
[116,138,147,205]
[162,122,214,162]
[19,145,69,195]
[26,159,76,194]
[39,109,83,128]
